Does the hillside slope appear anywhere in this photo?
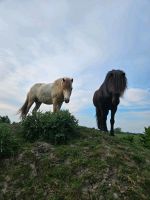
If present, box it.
[0,127,150,200]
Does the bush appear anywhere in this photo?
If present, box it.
[0,123,20,158]
[122,135,134,143]
[0,115,11,124]
[21,110,79,144]
[114,127,122,134]
[140,126,150,148]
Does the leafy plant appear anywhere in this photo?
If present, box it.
[0,115,11,124]
[21,110,79,144]
[0,123,20,158]
[140,126,150,148]
[122,135,134,143]
[114,127,122,133]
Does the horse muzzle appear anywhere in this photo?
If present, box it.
[64,98,69,103]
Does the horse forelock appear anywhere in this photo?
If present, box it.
[62,78,73,90]
[53,77,73,93]
[105,70,127,96]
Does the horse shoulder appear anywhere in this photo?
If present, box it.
[50,82,64,104]
[51,82,62,96]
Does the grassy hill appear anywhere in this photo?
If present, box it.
[0,126,150,200]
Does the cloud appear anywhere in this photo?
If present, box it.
[120,88,150,108]
[115,110,150,133]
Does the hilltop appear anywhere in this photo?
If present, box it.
[0,126,150,200]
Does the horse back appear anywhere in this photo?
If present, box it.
[29,83,53,103]
[30,83,45,95]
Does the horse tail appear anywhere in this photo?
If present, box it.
[18,94,29,119]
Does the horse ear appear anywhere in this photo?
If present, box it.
[71,78,73,82]
[62,78,65,82]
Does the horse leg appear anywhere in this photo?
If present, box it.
[53,98,58,112]
[53,97,63,112]
[100,108,105,131]
[96,107,102,130]
[23,100,34,118]
[103,109,109,132]
[53,102,62,112]
[100,108,108,132]
[32,102,41,113]
[110,106,117,136]
[57,102,63,111]
[53,105,57,112]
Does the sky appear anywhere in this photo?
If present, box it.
[0,0,150,133]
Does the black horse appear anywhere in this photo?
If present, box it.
[93,69,127,135]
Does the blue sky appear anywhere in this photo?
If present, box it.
[0,0,150,133]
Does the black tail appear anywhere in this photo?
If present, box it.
[18,95,29,119]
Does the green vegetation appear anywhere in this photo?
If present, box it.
[0,123,20,158]
[0,112,150,199]
[0,115,11,124]
[140,127,150,149]
[21,110,79,143]
[114,127,122,133]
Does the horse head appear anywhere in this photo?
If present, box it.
[106,69,127,97]
[62,78,73,103]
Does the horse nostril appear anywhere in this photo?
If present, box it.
[64,99,69,103]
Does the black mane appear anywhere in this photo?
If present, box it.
[100,69,127,97]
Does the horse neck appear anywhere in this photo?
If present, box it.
[52,80,63,96]
[112,93,120,105]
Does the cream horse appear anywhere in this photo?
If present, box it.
[18,77,73,119]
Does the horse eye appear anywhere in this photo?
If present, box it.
[122,72,125,76]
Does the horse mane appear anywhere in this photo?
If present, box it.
[53,78,63,87]
[51,77,72,96]
[51,78,63,96]
[100,69,127,97]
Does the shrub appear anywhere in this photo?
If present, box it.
[0,123,20,158]
[21,112,43,142]
[21,110,79,144]
[140,126,150,148]
[0,115,11,124]
[122,135,134,143]
[114,127,122,133]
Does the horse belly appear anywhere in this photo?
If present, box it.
[41,97,53,105]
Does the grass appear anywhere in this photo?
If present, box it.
[0,126,150,200]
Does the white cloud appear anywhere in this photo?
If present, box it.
[115,110,150,133]
[0,102,17,111]
[120,88,150,107]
